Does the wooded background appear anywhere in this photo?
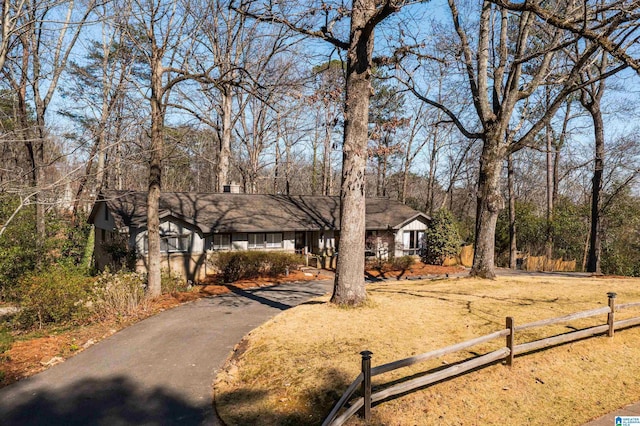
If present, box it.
[1,0,640,298]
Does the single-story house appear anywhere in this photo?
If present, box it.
[89,190,430,281]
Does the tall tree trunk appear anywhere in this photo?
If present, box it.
[471,135,505,279]
[586,102,604,273]
[582,220,590,272]
[72,137,100,224]
[331,0,376,306]
[147,52,164,298]
[381,149,388,197]
[34,115,46,238]
[322,109,332,196]
[274,140,280,193]
[401,150,410,204]
[426,131,438,216]
[507,153,517,269]
[545,123,554,259]
[217,87,232,192]
[311,131,318,195]
[285,136,291,195]
[15,52,38,236]
[114,117,124,190]
[376,159,382,197]
[582,53,607,275]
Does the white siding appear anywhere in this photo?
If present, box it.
[93,203,116,230]
[402,218,429,231]
[232,233,248,250]
[316,230,335,254]
[133,228,144,253]
[325,231,336,250]
[394,218,429,258]
[283,231,296,251]
[191,229,205,253]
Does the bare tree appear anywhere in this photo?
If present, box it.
[62,11,138,223]
[404,0,626,278]
[580,53,608,273]
[234,0,405,305]
[0,0,27,73]
[175,0,255,192]
[2,0,97,237]
[398,102,427,204]
[309,60,345,195]
[491,0,640,75]
[120,0,200,297]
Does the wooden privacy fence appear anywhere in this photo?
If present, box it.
[322,293,640,426]
[524,255,576,272]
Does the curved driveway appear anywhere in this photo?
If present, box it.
[0,279,333,426]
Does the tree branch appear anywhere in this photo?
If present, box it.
[399,71,483,139]
[489,0,640,75]
[230,3,349,50]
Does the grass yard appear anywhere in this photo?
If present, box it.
[214,274,640,425]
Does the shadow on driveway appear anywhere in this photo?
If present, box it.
[226,284,292,310]
[0,376,211,426]
[213,282,332,310]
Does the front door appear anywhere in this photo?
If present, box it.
[294,231,306,254]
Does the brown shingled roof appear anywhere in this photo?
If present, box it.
[90,190,429,234]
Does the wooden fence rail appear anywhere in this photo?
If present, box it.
[323,292,640,426]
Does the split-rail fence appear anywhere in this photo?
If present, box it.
[322,292,640,426]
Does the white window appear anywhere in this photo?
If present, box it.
[144,223,191,253]
[266,233,283,248]
[248,233,283,249]
[212,234,231,250]
[248,233,263,249]
[403,230,425,256]
[161,235,190,252]
[144,233,191,253]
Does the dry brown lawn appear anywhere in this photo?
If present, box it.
[214,274,640,425]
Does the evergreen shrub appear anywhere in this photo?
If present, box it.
[161,269,190,294]
[422,209,461,265]
[15,265,94,329]
[215,251,303,282]
[392,255,414,270]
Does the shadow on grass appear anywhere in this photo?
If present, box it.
[0,376,211,426]
[298,300,326,306]
[369,355,507,409]
[370,286,561,307]
[365,270,384,282]
[215,368,351,426]
[369,326,622,411]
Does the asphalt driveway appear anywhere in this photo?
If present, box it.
[0,279,333,426]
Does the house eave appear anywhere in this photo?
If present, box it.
[391,212,432,230]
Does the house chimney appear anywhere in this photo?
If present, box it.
[223,182,242,193]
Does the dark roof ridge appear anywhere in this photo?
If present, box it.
[91,190,430,233]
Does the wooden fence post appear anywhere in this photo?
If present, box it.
[608,292,617,337]
[360,350,373,421]
[506,317,515,367]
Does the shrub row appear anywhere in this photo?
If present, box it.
[92,269,148,321]
[214,251,304,282]
[365,256,415,273]
[15,264,94,329]
[12,266,189,330]
[392,255,415,270]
